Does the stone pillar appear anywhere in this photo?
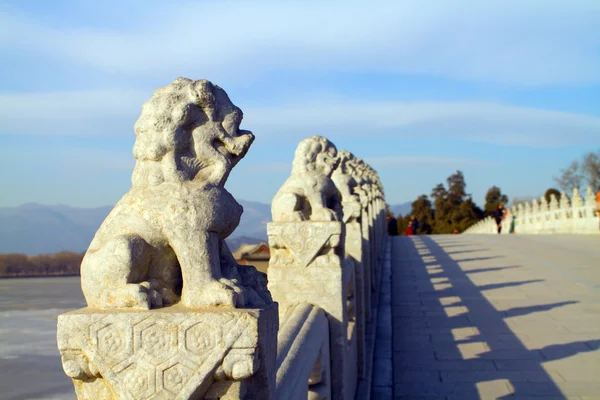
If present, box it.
[267,221,356,400]
[583,186,598,233]
[332,150,367,379]
[540,196,549,233]
[56,78,277,400]
[525,202,533,233]
[559,191,570,233]
[572,188,584,232]
[269,136,358,400]
[359,197,372,321]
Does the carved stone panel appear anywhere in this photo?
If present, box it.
[268,222,342,268]
[58,305,277,400]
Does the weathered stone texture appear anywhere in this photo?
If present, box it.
[58,305,277,400]
[57,78,276,400]
[268,135,387,400]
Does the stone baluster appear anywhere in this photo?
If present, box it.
[351,159,373,322]
[57,79,277,400]
[572,188,584,233]
[268,136,357,400]
[549,194,559,233]
[572,188,584,213]
[539,196,549,233]
[332,150,367,379]
[276,303,331,399]
[583,186,597,233]
[523,203,534,233]
[516,203,525,233]
[559,191,571,233]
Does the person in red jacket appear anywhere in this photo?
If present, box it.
[596,187,600,231]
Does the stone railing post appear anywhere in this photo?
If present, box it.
[332,151,368,379]
[583,186,597,233]
[268,137,385,399]
[549,194,559,233]
[524,202,533,233]
[539,196,549,233]
[466,186,598,235]
[559,191,571,233]
[516,203,525,232]
[56,79,277,400]
[572,188,584,232]
[269,136,357,400]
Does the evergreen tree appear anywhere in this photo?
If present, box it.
[455,198,483,232]
[409,195,434,234]
[430,170,481,233]
[447,170,467,206]
[430,183,450,233]
[544,188,561,204]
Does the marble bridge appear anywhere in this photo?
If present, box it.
[46,79,599,400]
[372,234,600,399]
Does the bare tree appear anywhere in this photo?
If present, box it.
[554,161,583,193]
[582,151,600,190]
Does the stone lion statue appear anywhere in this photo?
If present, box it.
[271,135,342,222]
[80,78,271,309]
[332,150,362,222]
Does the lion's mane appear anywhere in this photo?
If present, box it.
[131,78,242,186]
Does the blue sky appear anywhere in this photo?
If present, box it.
[1,0,599,209]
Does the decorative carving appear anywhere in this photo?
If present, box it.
[79,78,272,310]
[58,79,277,400]
[465,185,599,234]
[58,306,276,400]
[268,222,342,267]
[271,136,342,222]
[331,150,362,224]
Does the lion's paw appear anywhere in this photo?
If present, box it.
[139,280,179,308]
[312,207,338,221]
[181,280,244,308]
[100,284,151,309]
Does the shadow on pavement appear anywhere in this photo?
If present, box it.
[465,266,521,275]
[446,249,489,255]
[390,235,598,399]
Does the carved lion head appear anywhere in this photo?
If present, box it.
[335,150,357,176]
[291,135,339,177]
[132,78,254,187]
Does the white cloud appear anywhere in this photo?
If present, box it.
[0,89,147,135]
[0,146,134,172]
[1,1,599,85]
[244,100,600,147]
[365,156,499,168]
[1,89,598,147]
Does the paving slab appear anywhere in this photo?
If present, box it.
[390,235,600,399]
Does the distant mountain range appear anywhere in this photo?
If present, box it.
[0,200,411,255]
[389,202,412,218]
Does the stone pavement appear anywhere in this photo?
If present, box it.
[374,235,600,399]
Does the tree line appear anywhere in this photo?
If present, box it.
[0,251,83,277]
[391,170,509,235]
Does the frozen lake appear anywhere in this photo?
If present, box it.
[0,277,85,400]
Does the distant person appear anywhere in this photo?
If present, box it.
[386,215,398,236]
[405,224,413,236]
[492,204,506,234]
[509,211,516,234]
[409,216,419,235]
[452,228,460,234]
[596,187,600,231]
